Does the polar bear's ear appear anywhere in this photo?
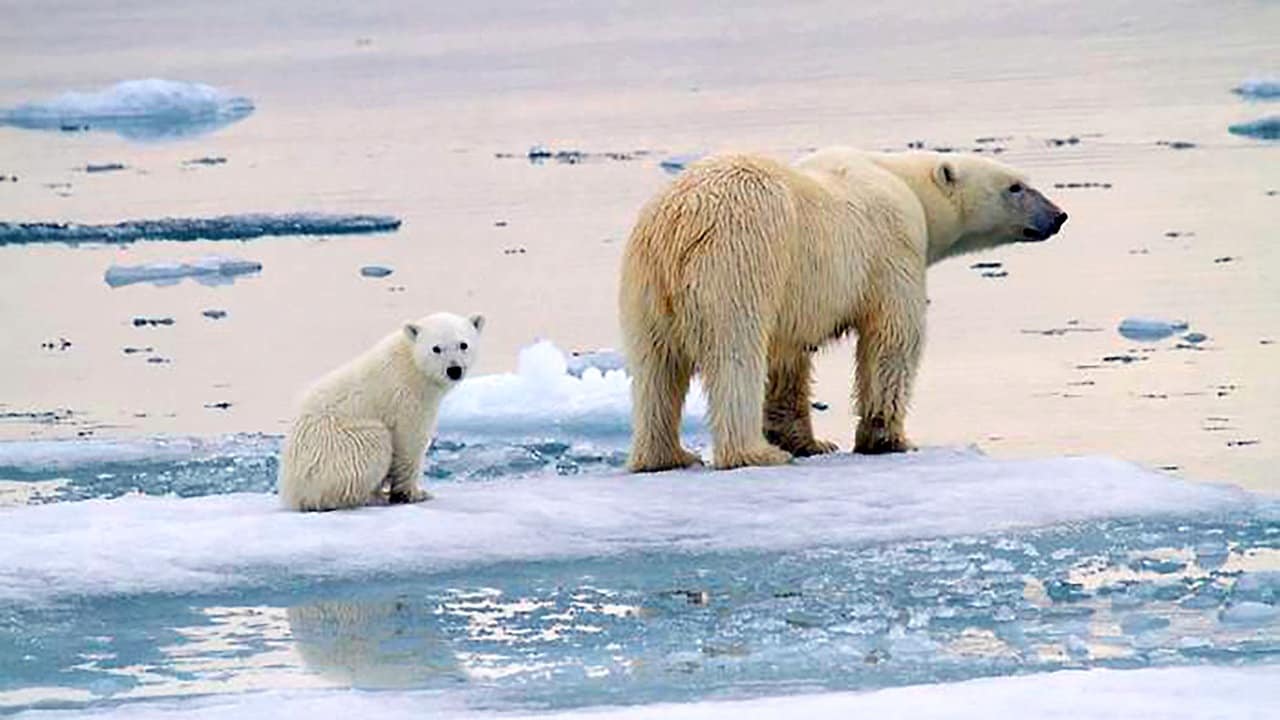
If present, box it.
[403,323,420,341]
[933,160,957,189]
[469,314,486,332]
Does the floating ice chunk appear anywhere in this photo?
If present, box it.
[0,79,254,141]
[1232,79,1280,99]
[1228,116,1280,140]
[19,665,1277,720]
[0,448,1254,604]
[0,212,401,246]
[360,265,393,278]
[440,340,705,437]
[565,349,627,378]
[660,153,704,174]
[1219,601,1278,626]
[104,255,262,288]
[1117,317,1188,342]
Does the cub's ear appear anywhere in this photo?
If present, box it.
[469,313,485,332]
[933,160,957,189]
[403,323,420,341]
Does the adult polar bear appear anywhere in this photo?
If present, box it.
[620,147,1067,471]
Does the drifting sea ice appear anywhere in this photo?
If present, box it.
[1117,316,1189,342]
[1232,78,1280,99]
[0,79,253,141]
[0,213,402,246]
[104,256,262,288]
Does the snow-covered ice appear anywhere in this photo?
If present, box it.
[14,665,1278,720]
[0,446,1254,605]
[0,213,402,246]
[564,349,627,378]
[439,340,704,436]
[104,256,262,288]
[0,79,253,141]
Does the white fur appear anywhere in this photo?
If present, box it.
[620,147,1065,471]
[278,312,484,511]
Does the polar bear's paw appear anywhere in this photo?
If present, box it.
[389,485,433,505]
[714,443,792,470]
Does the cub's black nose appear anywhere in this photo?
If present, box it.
[446,365,463,381]
[1052,212,1068,232]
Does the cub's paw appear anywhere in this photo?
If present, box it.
[853,434,915,455]
[389,485,433,504]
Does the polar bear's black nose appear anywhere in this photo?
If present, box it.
[1051,211,1069,232]
[446,365,463,381]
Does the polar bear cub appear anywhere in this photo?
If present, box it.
[278,312,484,511]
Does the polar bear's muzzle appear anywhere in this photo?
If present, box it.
[1020,190,1068,242]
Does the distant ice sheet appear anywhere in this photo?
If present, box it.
[15,664,1277,720]
[0,79,254,141]
[104,255,262,288]
[0,213,402,246]
[0,447,1254,605]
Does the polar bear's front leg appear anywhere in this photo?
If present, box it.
[387,427,432,504]
[853,291,924,455]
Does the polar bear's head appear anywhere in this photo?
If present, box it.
[403,312,484,385]
[930,154,1068,259]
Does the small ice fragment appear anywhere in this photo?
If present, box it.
[183,156,226,166]
[1233,79,1280,99]
[1228,116,1280,140]
[1064,634,1090,658]
[105,256,261,288]
[85,162,126,173]
[660,154,703,174]
[1219,601,1278,626]
[1117,317,1189,342]
[202,309,227,320]
[360,265,393,278]
[565,349,627,378]
[132,317,174,327]
[1182,332,1208,344]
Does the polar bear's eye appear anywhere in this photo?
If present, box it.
[431,345,442,354]
[1008,183,1024,194]
[460,342,468,351]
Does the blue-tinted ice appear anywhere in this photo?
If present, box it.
[1232,79,1280,100]
[0,79,253,141]
[0,213,402,246]
[1228,116,1280,140]
[1117,317,1189,342]
[104,256,262,288]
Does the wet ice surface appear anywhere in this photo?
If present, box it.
[0,79,253,141]
[0,213,402,246]
[104,256,262,288]
[0,431,1276,714]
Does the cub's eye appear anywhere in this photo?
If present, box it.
[1008,183,1024,194]
[460,342,468,351]
[431,345,442,354]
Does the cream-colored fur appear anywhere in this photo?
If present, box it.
[278,312,483,511]
[620,147,1066,471]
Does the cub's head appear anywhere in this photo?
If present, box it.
[932,154,1067,256]
[404,312,484,385]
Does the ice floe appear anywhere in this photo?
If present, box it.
[14,665,1278,719]
[0,213,402,246]
[0,79,253,141]
[104,255,262,288]
[0,446,1255,605]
